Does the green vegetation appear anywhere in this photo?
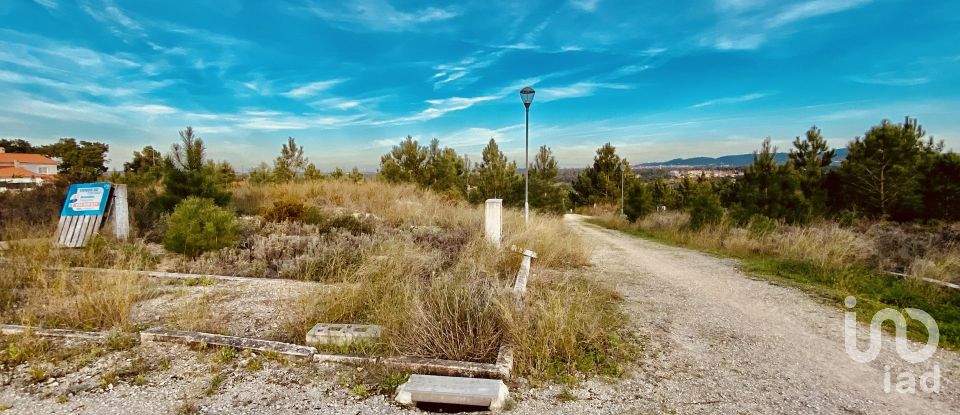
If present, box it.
[164,197,239,257]
[378,136,569,213]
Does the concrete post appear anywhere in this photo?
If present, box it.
[112,184,130,241]
[484,199,502,247]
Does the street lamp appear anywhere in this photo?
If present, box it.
[520,86,535,224]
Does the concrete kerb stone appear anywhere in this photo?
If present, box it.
[139,328,315,360]
[0,324,106,342]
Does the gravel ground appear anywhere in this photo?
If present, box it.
[2,215,956,414]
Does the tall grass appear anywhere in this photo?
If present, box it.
[1,237,149,331]
[263,180,627,377]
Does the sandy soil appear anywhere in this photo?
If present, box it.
[1,215,956,414]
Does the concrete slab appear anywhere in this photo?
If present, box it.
[306,323,382,346]
[395,374,509,409]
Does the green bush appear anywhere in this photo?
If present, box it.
[747,214,777,237]
[303,206,325,226]
[263,199,306,223]
[689,191,724,230]
[164,197,239,257]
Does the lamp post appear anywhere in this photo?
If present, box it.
[519,86,536,225]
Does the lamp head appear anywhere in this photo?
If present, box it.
[520,86,535,109]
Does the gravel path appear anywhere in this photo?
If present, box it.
[2,215,956,414]
[547,214,959,414]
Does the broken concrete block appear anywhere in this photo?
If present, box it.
[395,374,509,409]
[305,323,382,347]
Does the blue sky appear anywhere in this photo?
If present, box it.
[1,0,959,170]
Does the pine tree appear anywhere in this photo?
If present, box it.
[573,142,627,206]
[734,138,809,224]
[156,127,230,211]
[380,136,427,184]
[528,145,568,213]
[789,126,835,216]
[423,138,466,197]
[623,180,653,221]
[472,138,520,204]
[840,117,931,220]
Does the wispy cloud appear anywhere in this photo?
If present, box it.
[849,73,930,87]
[537,82,631,102]
[706,0,874,51]
[282,79,346,98]
[569,0,601,12]
[690,92,770,108]
[80,0,143,35]
[302,0,457,32]
[32,0,58,10]
[712,34,766,51]
[766,0,873,28]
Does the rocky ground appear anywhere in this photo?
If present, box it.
[2,215,957,414]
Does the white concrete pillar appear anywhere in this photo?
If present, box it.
[111,184,130,241]
[484,199,502,247]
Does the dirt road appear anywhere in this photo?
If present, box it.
[546,214,958,414]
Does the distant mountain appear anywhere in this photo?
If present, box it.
[637,148,848,168]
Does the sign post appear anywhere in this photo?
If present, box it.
[54,182,112,248]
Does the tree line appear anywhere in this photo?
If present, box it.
[378,136,571,213]
[615,117,960,227]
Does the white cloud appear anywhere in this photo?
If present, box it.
[569,0,601,12]
[766,0,873,28]
[707,0,874,51]
[691,92,770,108]
[849,74,930,87]
[32,0,58,10]
[81,0,143,36]
[303,0,457,32]
[614,64,652,77]
[282,79,345,98]
[126,104,178,115]
[712,34,766,50]
[537,82,631,103]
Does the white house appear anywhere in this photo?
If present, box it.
[0,149,58,185]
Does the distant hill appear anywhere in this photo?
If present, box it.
[637,148,848,168]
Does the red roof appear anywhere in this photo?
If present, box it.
[0,153,58,165]
[0,166,54,179]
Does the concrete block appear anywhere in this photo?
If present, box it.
[484,199,503,247]
[395,374,509,409]
[306,323,382,346]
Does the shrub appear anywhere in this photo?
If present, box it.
[747,214,777,237]
[164,197,239,257]
[262,199,306,223]
[304,206,324,225]
[688,191,724,230]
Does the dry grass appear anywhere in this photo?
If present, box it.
[596,210,959,285]
[1,237,149,332]
[2,179,627,381]
[261,180,626,376]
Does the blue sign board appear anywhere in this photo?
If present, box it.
[60,182,112,216]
